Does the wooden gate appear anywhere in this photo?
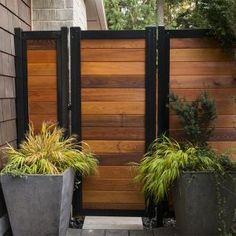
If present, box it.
[14,28,69,144]
[71,28,157,216]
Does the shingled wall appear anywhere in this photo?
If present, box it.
[0,0,31,233]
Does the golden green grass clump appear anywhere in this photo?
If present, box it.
[1,123,98,175]
[135,135,229,203]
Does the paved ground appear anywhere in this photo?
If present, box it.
[67,228,177,236]
[83,217,143,230]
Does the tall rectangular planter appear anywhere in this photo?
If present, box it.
[172,171,236,236]
[1,168,75,236]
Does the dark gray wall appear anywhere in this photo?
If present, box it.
[0,0,31,234]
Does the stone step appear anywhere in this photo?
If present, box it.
[82,216,143,230]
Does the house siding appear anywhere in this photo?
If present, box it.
[0,0,31,234]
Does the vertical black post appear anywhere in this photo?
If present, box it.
[57,27,69,132]
[70,27,82,216]
[145,26,157,219]
[156,26,170,227]
[145,26,157,151]
[14,28,28,146]
[158,26,170,136]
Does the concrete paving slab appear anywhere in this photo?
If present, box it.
[82,216,143,230]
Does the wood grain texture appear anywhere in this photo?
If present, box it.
[170,88,236,101]
[82,203,145,210]
[28,102,57,115]
[170,38,220,49]
[28,76,57,89]
[94,152,144,165]
[81,39,145,49]
[170,48,234,62]
[170,61,236,76]
[170,75,236,89]
[81,62,145,75]
[83,140,145,153]
[83,178,141,191]
[27,40,56,50]
[81,75,145,88]
[82,127,145,140]
[81,49,145,62]
[27,63,56,76]
[87,166,138,179]
[81,88,145,101]
[27,50,56,63]
[80,38,146,210]
[170,115,236,129]
[28,89,56,102]
[170,128,236,141]
[82,115,144,127]
[81,102,145,115]
[170,100,236,115]
[82,191,144,204]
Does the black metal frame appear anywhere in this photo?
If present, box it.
[70,27,157,217]
[14,28,69,145]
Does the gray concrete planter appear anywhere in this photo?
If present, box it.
[1,168,75,236]
[172,171,236,236]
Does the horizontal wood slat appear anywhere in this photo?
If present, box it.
[81,75,145,88]
[81,39,145,49]
[81,102,145,115]
[82,115,144,127]
[170,128,236,141]
[81,88,145,101]
[170,88,236,101]
[170,75,236,89]
[83,140,145,153]
[82,127,145,140]
[170,115,236,129]
[94,152,144,165]
[81,62,145,75]
[170,38,220,49]
[28,89,56,102]
[27,50,56,63]
[27,40,56,50]
[170,62,236,76]
[28,102,57,115]
[82,203,145,210]
[28,76,57,89]
[170,101,236,115]
[82,191,144,204]
[170,48,234,62]
[83,178,141,191]
[28,63,56,76]
[87,166,137,179]
[81,49,145,62]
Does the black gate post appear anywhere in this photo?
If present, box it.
[14,28,28,146]
[70,27,82,217]
[158,26,170,136]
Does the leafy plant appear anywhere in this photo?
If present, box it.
[1,123,98,175]
[135,135,233,203]
[169,91,217,147]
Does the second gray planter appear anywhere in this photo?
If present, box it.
[1,168,75,236]
[172,171,236,236]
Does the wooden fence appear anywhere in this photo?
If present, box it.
[158,28,236,160]
[14,27,236,217]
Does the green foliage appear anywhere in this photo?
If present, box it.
[104,0,156,30]
[1,123,98,175]
[173,0,236,48]
[135,135,226,203]
[169,91,217,147]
